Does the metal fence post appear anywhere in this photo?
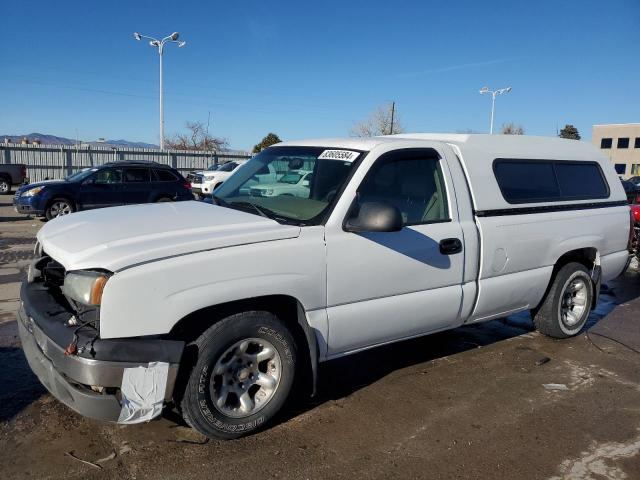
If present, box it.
[64,147,73,177]
[2,146,9,165]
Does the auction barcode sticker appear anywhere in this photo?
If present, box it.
[318,150,360,162]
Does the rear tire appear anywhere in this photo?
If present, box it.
[180,311,297,440]
[532,262,593,339]
[45,198,74,221]
[0,178,10,194]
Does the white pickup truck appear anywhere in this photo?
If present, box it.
[189,160,247,199]
[19,134,631,439]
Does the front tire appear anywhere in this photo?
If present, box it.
[45,198,74,220]
[532,262,593,338]
[180,311,297,439]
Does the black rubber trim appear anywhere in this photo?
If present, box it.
[475,200,628,217]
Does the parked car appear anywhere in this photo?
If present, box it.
[627,175,640,186]
[0,163,27,194]
[190,160,247,199]
[249,170,312,197]
[18,135,630,440]
[13,161,193,220]
[186,164,219,199]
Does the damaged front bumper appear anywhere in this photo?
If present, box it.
[18,281,184,423]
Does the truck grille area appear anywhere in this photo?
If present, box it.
[28,252,101,352]
[37,255,66,288]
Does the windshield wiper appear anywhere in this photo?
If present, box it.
[229,201,279,220]
[214,197,301,225]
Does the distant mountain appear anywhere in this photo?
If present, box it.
[103,139,158,148]
[2,133,75,145]
[1,133,158,149]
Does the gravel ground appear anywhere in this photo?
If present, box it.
[1,193,640,480]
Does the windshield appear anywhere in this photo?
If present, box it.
[214,146,362,224]
[206,164,220,171]
[217,162,238,172]
[66,168,97,182]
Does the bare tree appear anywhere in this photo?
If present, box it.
[165,121,228,151]
[501,122,525,135]
[350,103,405,137]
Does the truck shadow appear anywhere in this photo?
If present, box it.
[280,274,640,425]
[298,314,534,411]
[0,322,47,422]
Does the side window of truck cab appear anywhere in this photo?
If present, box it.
[356,153,449,225]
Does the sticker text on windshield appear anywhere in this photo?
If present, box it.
[318,150,360,162]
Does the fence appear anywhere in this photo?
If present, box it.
[0,143,252,182]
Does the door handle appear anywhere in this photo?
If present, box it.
[439,238,463,255]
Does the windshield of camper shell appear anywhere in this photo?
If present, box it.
[213,146,361,224]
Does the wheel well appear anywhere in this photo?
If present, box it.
[0,173,10,182]
[46,195,75,210]
[554,247,599,272]
[537,247,600,312]
[168,295,316,395]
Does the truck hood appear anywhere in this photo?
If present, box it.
[37,201,301,271]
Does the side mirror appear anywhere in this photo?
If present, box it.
[344,201,403,233]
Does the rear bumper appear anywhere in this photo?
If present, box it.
[19,281,184,423]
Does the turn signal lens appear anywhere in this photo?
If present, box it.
[90,275,108,305]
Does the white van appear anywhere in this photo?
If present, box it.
[19,134,630,439]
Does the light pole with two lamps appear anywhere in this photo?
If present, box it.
[133,32,186,150]
[479,86,512,134]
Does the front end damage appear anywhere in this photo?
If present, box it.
[18,251,184,424]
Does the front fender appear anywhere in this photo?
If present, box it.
[99,228,327,339]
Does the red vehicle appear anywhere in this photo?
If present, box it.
[624,181,640,259]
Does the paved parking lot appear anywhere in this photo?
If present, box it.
[1,193,640,479]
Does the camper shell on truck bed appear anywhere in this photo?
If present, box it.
[19,134,630,440]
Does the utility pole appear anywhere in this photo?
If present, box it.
[389,101,395,135]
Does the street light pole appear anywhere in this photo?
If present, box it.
[133,32,186,150]
[159,43,164,149]
[479,86,512,134]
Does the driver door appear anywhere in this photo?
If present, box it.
[324,149,465,356]
[79,168,124,210]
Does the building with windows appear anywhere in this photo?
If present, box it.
[592,123,640,178]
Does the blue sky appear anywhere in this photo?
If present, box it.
[1,0,638,150]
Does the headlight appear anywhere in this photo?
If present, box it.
[22,186,44,197]
[264,189,274,196]
[62,271,110,306]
